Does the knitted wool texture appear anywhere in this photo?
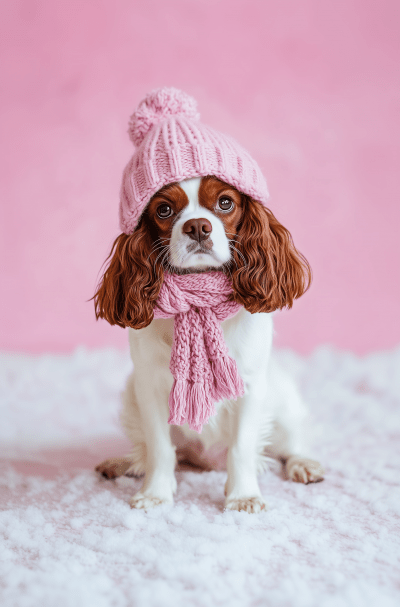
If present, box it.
[120,87,269,234]
[154,272,244,432]
[119,88,266,430]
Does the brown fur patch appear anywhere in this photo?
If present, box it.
[230,195,312,313]
[93,176,312,327]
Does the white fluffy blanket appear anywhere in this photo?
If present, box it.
[1,347,399,607]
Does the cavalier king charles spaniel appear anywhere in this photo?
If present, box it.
[94,175,324,513]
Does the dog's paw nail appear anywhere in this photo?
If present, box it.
[225,497,268,514]
[286,457,325,484]
[130,495,172,510]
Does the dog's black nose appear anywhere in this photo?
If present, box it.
[182,218,212,243]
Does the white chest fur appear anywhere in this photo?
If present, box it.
[128,309,274,447]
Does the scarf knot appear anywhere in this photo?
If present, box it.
[154,272,244,432]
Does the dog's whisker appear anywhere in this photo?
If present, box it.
[153,247,169,271]
[148,238,171,252]
[222,260,235,278]
[149,237,169,249]
[149,241,169,253]
[153,245,168,255]
[160,250,172,272]
[229,244,247,266]
[147,245,170,261]
[225,255,240,273]
[147,243,169,259]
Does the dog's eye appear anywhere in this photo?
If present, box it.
[217,197,234,212]
[157,204,173,219]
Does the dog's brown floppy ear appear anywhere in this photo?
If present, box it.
[93,219,164,330]
[231,196,312,314]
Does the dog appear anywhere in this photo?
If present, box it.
[94,174,324,513]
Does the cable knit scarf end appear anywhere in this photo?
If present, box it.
[154,272,244,433]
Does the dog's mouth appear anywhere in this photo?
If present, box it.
[187,240,214,255]
[170,236,228,271]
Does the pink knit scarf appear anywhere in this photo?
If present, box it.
[153,272,244,432]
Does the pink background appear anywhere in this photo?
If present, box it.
[1,0,399,354]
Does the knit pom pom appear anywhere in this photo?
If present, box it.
[128,87,200,147]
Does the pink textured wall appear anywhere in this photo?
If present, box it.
[1,0,399,354]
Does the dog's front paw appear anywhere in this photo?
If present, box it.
[225,496,267,514]
[130,493,173,510]
[285,456,325,484]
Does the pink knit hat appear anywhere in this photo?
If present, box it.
[119,87,270,234]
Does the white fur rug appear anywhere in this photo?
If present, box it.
[1,346,399,607]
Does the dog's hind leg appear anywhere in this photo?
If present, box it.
[95,457,133,479]
[266,361,325,484]
[95,372,146,480]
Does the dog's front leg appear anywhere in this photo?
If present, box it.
[129,374,177,510]
[225,390,269,514]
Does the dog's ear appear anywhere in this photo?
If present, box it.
[93,218,164,329]
[231,196,311,314]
